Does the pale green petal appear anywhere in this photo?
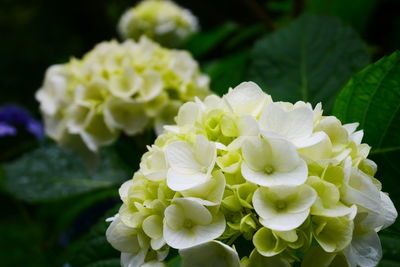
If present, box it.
[142,215,163,239]
[119,180,133,203]
[106,216,142,253]
[179,240,240,267]
[301,246,337,267]
[81,112,118,152]
[313,216,354,253]
[298,132,332,160]
[253,186,315,231]
[286,185,317,213]
[253,227,286,257]
[181,170,226,206]
[136,70,163,102]
[164,204,184,230]
[163,208,225,249]
[66,103,93,134]
[246,250,291,267]
[104,98,148,135]
[109,67,142,98]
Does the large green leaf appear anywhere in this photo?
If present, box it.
[204,51,249,96]
[333,51,400,200]
[4,145,131,203]
[184,22,238,59]
[246,14,370,111]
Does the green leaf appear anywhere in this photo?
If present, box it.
[4,144,130,203]
[185,22,239,59]
[333,50,400,215]
[66,205,120,266]
[333,51,400,152]
[246,14,370,111]
[204,51,249,96]
[333,51,400,264]
[168,256,182,267]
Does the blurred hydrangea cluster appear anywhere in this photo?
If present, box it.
[36,36,209,152]
[118,0,198,47]
[106,82,397,267]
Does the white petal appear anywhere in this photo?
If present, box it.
[241,160,307,187]
[175,198,213,225]
[163,212,225,249]
[298,132,332,161]
[223,81,269,116]
[237,115,260,136]
[268,137,302,172]
[119,179,133,203]
[380,192,398,229]
[165,141,202,172]
[260,104,313,141]
[259,209,310,231]
[345,230,382,267]
[241,137,271,171]
[167,169,209,191]
[176,102,201,126]
[193,135,216,169]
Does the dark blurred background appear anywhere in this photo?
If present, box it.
[1,0,400,114]
[1,0,400,266]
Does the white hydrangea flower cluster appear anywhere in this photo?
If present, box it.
[118,0,198,47]
[36,36,209,152]
[106,82,397,267]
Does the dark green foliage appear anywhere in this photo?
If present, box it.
[247,14,370,111]
[3,144,131,202]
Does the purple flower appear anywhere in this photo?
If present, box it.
[0,122,17,136]
[0,104,44,140]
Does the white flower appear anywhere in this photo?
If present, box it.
[165,135,216,191]
[241,136,308,186]
[259,102,329,149]
[252,184,317,231]
[163,198,225,249]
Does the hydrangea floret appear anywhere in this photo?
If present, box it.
[118,0,198,47]
[36,36,209,152]
[106,82,397,267]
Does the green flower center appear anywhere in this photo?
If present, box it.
[264,165,274,174]
[276,201,287,210]
[183,219,193,229]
